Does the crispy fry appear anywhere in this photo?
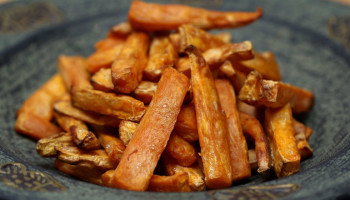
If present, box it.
[289,87,314,114]
[111,67,190,191]
[239,112,271,176]
[109,22,133,38]
[237,100,259,118]
[91,125,126,163]
[71,87,145,121]
[143,36,178,81]
[36,132,74,157]
[41,74,67,99]
[176,57,192,78]
[148,173,191,192]
[215,79,251,181]
[87,44,124,74]
[54,159,104,185]
[54,99,120,127]
[218,60,236,82]
[238,70,263,105]
[56,146,116,171]
[128,1,263,31]
[132,81,158,104]
[173,104,199,142]
[186,46,232,189]
[58,55,92,89]
[264,103,300,178]
[111,32,149,94]
[90,68,114,92]
[95,36,125,52]
[165,134,197,167]
[215,32,232,43]
[248,149,258,171]
[293,120,313,159]
[118,120,138,146]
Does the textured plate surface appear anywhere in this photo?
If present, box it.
[0,0,350,199]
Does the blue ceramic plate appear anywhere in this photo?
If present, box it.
[0,0,350,199]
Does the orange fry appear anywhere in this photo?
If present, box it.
[289,86,314,114]
[165,134,197,167]
[95,36,124,52]
[128,1,263,31]
[90,68,114,93]
[148,173,191,192]
[293,120,313,159]
[109,22,133,38]
[132,81,158,104]
[173,104,199,142]
[186,46,232,189]
[110,67,190,191]
[87,44,124,74]
[118,120,138,146]
[111,32,149,94]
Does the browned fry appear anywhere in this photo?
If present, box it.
[176,57,192,78]
[132,81,158,104]
[289,86,314,114]
[128,1,263,31]
[231,68,247,93]
[239,112,271,176]
[236,51,281,81]
[264,103,300,178]
[237,100,259,119]
[215,32,232,43]
[56,146,116,171]
[186,46,232,189]
[90,68,114,92]
[147,173,191,192]
[87,44,124,74]
[165,134,197,167]
[58,55,92,89]
[111,32,149,94]
[179,24,226,52]
[248,149,258,171]
[15,112,62,140]
[143,37,178,81]
[95,36,125,52]
[218,60,236,82]
[118,120,138,146]
[53,99,120,127]
[109,22,133,38]
[293,120,313,159]
[71,87,145,121]
[91,125,126,163]
[36,132,74,157]
[215,79,251,181]
[238,70,263,105]
[54,159,104,185]
[173,104,199,142]
[41,74,68,100]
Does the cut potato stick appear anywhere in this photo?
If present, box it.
[58,55,92,89]
[186,46,232,189]
[111,32,149,94]
[118,120,138,146]
[54,159,104,185]
[36,132,74,157]
[133,81,158,104]
[71,87,145,121]
[128,1,263,31]
[218,60,236,83]
[109,22,133,38]
[148,173,191,192]
[95,36,125,52]
[248,149,258,171]
[237,100,259,119]
[176,57,192,78]
[91,125,126,163]
[15,112,62,140]
[173,104,199,142]
[90,68,114,93]
[239,112,271,176]
[87,44,124,74]
[215,79,251,181]
[264,103,300,178]
[293,119,313,159]
[215,32,232,43]
[53,99,120,127]
[143,36,178,81]
[56,146,116,171]
[111,67,190,191]
[165,134,197,167]
[289,87,314,114]
[238,70,263,105]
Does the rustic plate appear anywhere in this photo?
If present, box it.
[0,0,350,199]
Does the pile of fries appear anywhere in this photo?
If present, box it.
[15,1,314,192]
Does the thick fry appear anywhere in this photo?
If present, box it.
[118,120,138,146]
[71,87,145,121]
[54,159,104,185]
[110,67,190,191]
[36,132,74,157]
[293,120,313,159]
[128,1,263,31]
[289,87,314,114]
[239,112,271,176]
[173,104,199,142]
[132,81,158,104]
[54,99,120,127]
[87,44,124,74]
[111,32,149,94]
[165,134,197,167]
[215,79,251,181]
[148,173,191,192]
[95,36,124,52]
[90,68,114,92]
[143,36,178,81]
[264,103,300,178]
[109,22,133,38]
[58,55,92,89]
[237,100,259,119]
[186,46,232,189]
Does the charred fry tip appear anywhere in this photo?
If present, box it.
[184,45,207,67]
[256,7,264,17]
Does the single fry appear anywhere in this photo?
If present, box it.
[237,100,260,119]
[71,87,145,121]
[248,149,258,171]
[143,36,178,81]
[238,70,263,105]
[289,87,314,114]
[133,81,158,104]
[128,1,263,31]
[36,132,74,157]
[95,36,125,52]
[293,120,313,159]
[109,22,133,38]
[239,112,271,176]
[215,79,251,181]
[87,44,124,74]
[215,32,232,43]
[90,68,114,93]
[264,103,300,178]
[173,104,199,142]
[165,134,197,167]
[186,46,232,189]
[118,120,138,146]
[111,67,190,191]
[111,32,149,94]
[148,173,191,192]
